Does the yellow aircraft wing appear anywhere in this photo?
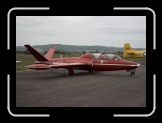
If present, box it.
[126,51,141,54]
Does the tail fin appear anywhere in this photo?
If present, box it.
[124,43,131,50]
[44,46,56,59]
[123,43,131,57]
[24,45,48,61]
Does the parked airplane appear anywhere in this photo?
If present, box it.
[24,45,140,76]
[123,43,146,58]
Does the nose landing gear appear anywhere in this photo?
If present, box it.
[130,69,137,76]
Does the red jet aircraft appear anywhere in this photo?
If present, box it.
[24,45,140,76]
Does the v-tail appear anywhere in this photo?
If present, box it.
[24,45,56,61]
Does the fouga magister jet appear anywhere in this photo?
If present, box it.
[24,45,141,76]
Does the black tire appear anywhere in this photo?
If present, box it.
[88,70,93,73]
[130,71,135,76]
[69,73,74,76]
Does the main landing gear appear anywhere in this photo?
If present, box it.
[88,70,93,73]
[67,69,94,75]
[68,68,74,75]
[130,69,136,76]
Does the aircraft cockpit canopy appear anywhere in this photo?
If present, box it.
[92,53,122,60]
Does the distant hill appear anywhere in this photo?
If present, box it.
[16,44,145,53]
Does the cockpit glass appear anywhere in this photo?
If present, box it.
[107,54,115,60]
[100,54,104,60]
[92,53,122,60]
[92,53,101,59]
[113,55,122,60]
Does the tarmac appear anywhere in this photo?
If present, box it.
[16,61,146,107]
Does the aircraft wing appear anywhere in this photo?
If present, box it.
[25,61,93,69]
[126,51,141,54]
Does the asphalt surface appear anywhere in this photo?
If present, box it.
[16,61,146,107]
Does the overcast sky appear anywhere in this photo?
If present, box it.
[16,16,146,48]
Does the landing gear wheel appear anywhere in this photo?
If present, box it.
[88,70,93,73]
[69,73,74,76]
[51,68,53,73]
[130,71,135,76]
[68,69,74,75]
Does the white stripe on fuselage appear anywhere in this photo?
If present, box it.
[94,63,138,66]
[35,62,138,67]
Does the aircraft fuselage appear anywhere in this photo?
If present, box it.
[32,54,139,71]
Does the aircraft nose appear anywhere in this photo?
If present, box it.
[137,63,141,67]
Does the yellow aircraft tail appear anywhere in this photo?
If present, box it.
[123,43,146,58]
[123,43,130,57]
[123,43,137,57]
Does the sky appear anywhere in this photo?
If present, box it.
[16,16,146,48]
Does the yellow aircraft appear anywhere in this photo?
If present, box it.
[123,43,146,58]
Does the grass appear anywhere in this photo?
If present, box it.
[16,54,36,71]
[16,53,146,71]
